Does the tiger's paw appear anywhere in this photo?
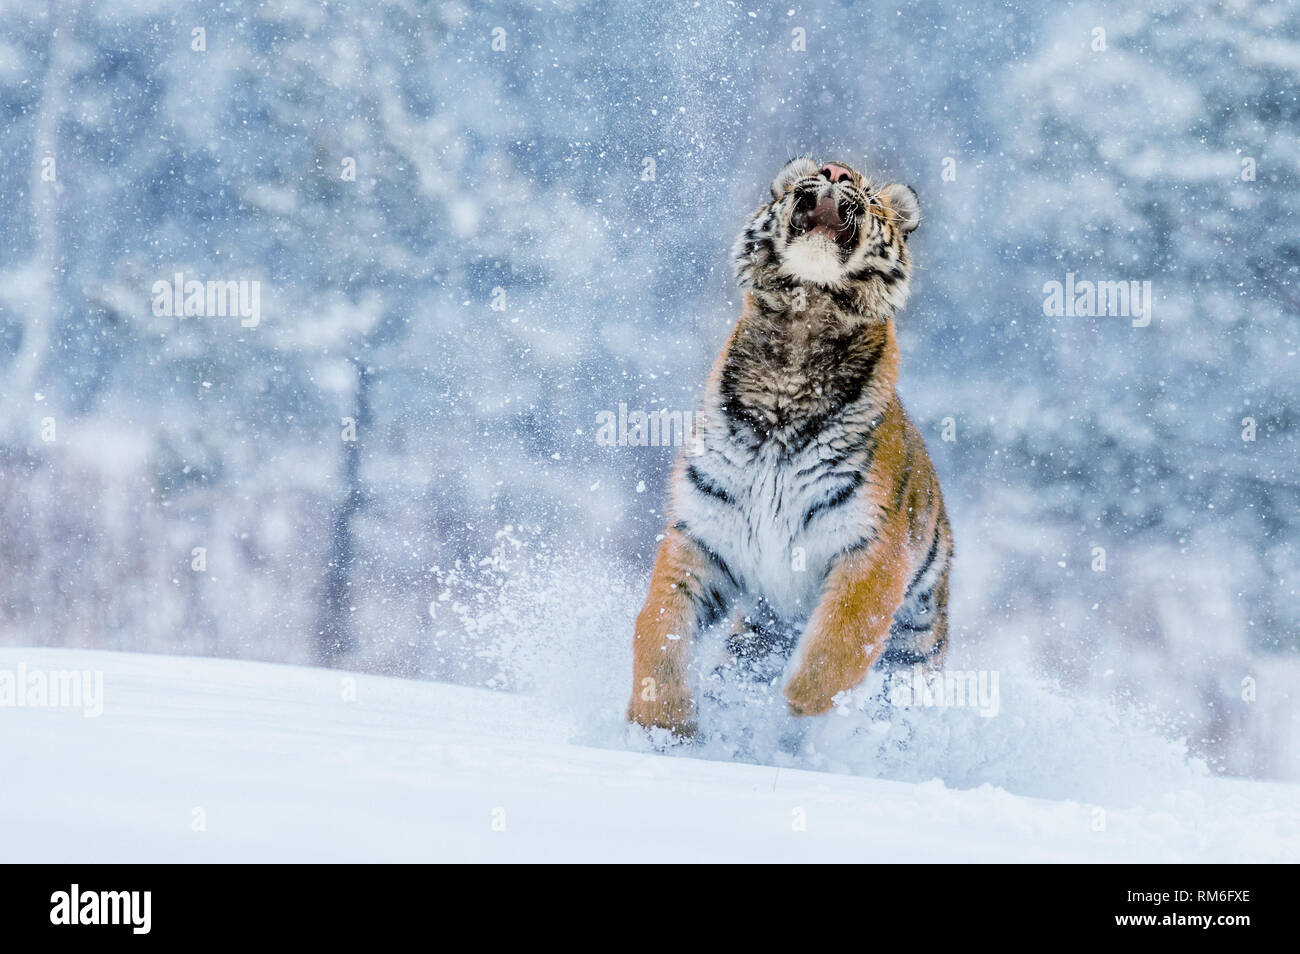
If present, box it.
[626,693,697,742]
[782,667,838,718]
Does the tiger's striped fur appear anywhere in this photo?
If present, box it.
[628,157,953,736]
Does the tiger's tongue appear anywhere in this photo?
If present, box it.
[807,196,844,232]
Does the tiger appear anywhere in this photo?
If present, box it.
[627,156,953,738]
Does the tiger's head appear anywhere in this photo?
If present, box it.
[733,156,920,313]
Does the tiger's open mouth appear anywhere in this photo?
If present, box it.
[791,194,854,248]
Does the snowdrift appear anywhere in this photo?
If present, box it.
[1,648,1296,862]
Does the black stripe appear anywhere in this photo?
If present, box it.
[829,286,858,311]
[685,464,734,505]
[837,414,885,470]
[891,446,912,516]
[664,524,739,627]
[695,584,729,628]
[682,530,739,593]
[880,633,946,667]
[795,416,882,478]
[717,351,769,443]
[835,532,876,559]
[905,523,943,599]
[701,549,739,592]
[801,476,861,528]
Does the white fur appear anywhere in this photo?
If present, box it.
[678,430,873,624]
[776,234,849,288]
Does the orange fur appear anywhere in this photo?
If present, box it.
[626,526,709,735]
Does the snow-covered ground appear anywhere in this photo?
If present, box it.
[1,648,1296,862]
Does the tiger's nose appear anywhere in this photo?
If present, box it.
[821,164,853,184]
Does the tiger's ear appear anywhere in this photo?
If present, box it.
[878,183,921,233]
[770,157,819,200]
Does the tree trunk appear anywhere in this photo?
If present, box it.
[317,360,372,665]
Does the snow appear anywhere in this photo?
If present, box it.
[3,648,1296,863]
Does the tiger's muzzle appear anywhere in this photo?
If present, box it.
[790,188,855,249]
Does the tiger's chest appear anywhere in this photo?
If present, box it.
[682,396,882,623]
[675,307,892,621]
[690,441,865,622]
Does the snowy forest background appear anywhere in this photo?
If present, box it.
[1,0,1296,780]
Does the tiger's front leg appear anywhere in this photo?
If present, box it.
[783,536,909,717]
[627,525,730,739]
